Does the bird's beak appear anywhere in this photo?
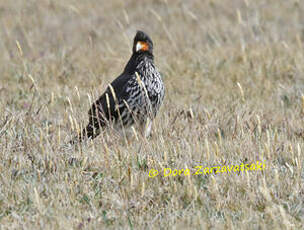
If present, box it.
[136,41,149,52]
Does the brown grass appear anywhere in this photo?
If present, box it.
[1,0,304,229]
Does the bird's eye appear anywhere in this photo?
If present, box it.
[136,41,149,52]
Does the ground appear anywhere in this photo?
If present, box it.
[0,0,304,229]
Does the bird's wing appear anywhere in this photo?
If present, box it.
[88,72,137,124]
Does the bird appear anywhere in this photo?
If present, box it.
[74,30,165,143]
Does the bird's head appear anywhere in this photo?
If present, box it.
[132,30,153,55]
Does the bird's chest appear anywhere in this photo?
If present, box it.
[137,73,163,108]
[142,76,162,95]
[137,64,163,95]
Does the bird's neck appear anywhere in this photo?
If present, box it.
[124,52,154,74]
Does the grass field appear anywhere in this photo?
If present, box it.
[1,0,304,229]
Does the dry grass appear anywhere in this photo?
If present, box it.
[1,0,304,229]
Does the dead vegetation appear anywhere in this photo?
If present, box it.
[0,0,304,229]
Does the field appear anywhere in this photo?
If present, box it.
[0,0,304,229]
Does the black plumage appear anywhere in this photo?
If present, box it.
[77,31,165,142]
